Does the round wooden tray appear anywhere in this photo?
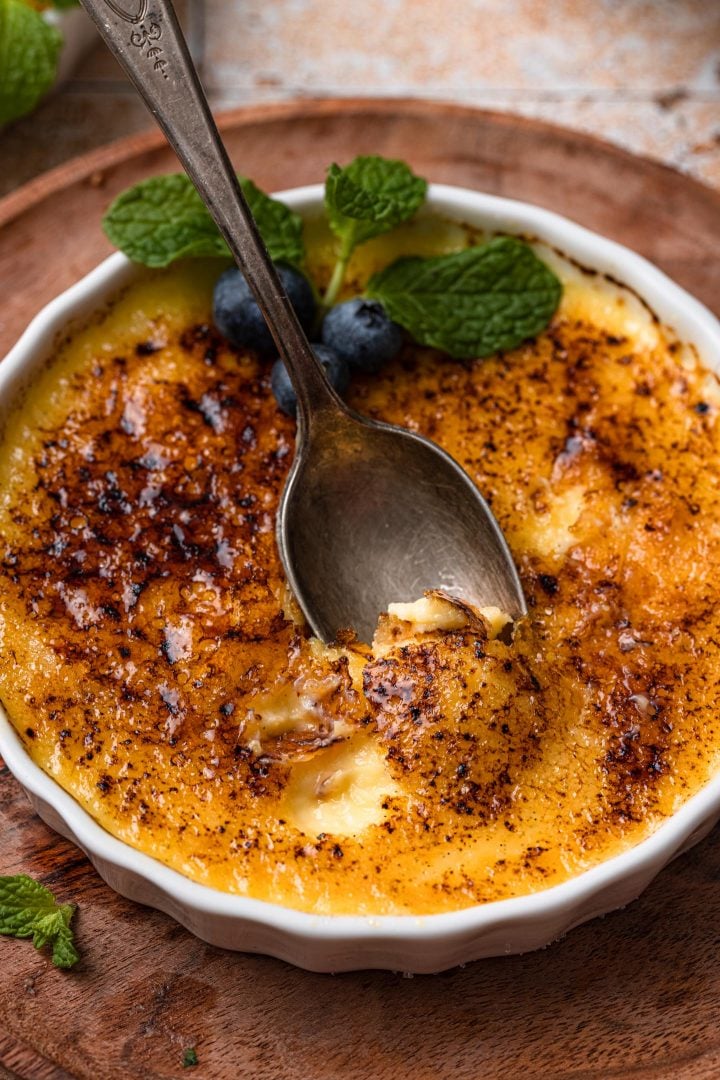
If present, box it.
[2,100,720,1080]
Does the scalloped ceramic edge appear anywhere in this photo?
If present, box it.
[1,184,720,974]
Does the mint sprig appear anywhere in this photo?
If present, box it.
[0,874,79,969]
[102,174,305,269]
[100,159,562,359]
[322,156,427,307]
[0,0,62,126]
[325,156,427,251]
[367,237,562,358]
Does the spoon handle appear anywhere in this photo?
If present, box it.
[79,0,340,427]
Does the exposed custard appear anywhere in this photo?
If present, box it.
[1,217,720,916]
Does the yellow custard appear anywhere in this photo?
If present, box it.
[1,216,720,916]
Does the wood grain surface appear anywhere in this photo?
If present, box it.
[2,99,720,1080]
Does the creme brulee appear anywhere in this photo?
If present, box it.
[1,216,720,916]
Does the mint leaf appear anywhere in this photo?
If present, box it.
[0,0,62,126]
[51,917,80,970]
[103,175,227,267]
[325,156,427,256]
[31,910,65,949]
[0,874,61,931]
[367,237,562,359]
[182,1048,199,1068]
[0,874,79,969]
[102,174,304,268]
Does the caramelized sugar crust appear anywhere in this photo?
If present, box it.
[1,257,720,915]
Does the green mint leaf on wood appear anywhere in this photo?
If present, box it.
[182,1048,199,1068]
[102,174,304,269]
[31,910,65,949]
[0,0,62,126]
[325,155,427,255]
[50,914,80,969]
[0,874,79,969]
[367,237,562,359]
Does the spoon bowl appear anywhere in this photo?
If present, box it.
[280,406,526,642]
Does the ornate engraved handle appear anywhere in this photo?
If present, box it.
[78,0,340,428]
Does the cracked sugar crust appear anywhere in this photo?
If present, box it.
[2,251,720,916]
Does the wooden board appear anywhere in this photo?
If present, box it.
[2,99,720,1080]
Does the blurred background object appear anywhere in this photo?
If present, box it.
[1,0,718,196]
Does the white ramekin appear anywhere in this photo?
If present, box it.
[1,184,719,974]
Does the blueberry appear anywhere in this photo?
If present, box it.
[213,264,316,352]
[321,298,403,373]
[271,345,350,417]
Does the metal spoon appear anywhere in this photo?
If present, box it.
[80,0,527,643]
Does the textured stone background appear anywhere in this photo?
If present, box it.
[1,0,719,196]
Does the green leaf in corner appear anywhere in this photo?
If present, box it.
[367,237,562,359]
[325,156,427,257]
[102,174,305,269]
[0,0,63,126]
[0,874,79,969]
[50,916,80,970]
